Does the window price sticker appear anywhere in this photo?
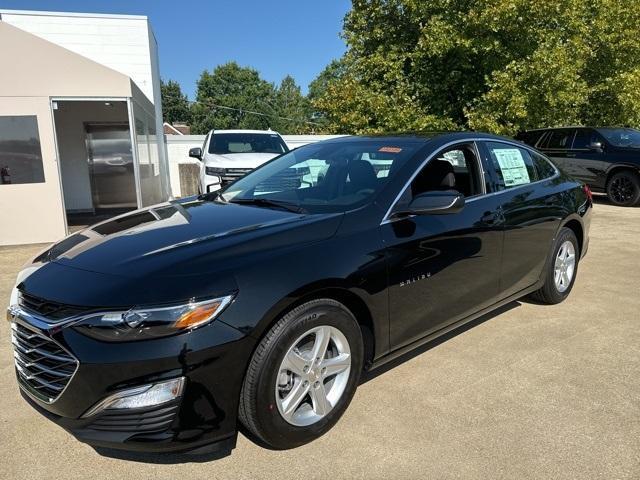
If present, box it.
[493,148,530,186]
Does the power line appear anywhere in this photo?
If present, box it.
[189,99,324,126]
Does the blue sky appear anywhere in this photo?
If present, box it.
[0,0,351,98]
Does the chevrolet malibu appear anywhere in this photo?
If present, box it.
[8,133,592,456]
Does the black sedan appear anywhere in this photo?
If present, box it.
[8,133,592,456]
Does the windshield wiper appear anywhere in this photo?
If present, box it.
[229,198,307,214]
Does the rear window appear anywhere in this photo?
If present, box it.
[209,133,289,155]
[530,151,557,180]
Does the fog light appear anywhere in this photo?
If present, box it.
[82,377,185,418]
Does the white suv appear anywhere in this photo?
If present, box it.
[189,129,289,193]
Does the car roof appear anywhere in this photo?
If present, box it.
[319,131,518,144]
[209,129,281,135]
[519,126,597,133]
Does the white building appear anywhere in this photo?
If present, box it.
[0,10,170,245]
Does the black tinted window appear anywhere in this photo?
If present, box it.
[209,133,289,155]
[545,129,573,149]
[485,142,538,190]
[530,151,557,180]
[516,131,545,147]
[597,128,640,147]
[572,129,598,149]
[0,115,45,185]
[411,143,482,198]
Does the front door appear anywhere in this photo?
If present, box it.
[565,128,608,189]
[383,142,503,350]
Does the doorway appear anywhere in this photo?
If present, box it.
[52,99,139,231]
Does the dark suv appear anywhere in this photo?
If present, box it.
[516,127,640,206]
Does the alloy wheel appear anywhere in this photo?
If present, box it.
[275,325,351,427]
[554,240,576,293]
[610,175,635,204]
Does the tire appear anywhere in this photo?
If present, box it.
[531,227,579,304]
[238,299,364,450]
[606,170,640,206]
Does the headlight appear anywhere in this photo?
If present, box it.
[206,166,225,176]
[73,295,234,342]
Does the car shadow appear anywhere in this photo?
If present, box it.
[92,445,233,464]
[360,301,521,385]
[592,193,639,207]
[592,193,613,206]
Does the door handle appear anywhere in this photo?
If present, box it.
[566,153,577,157]
[480,212,498,225]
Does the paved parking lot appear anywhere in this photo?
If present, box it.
[0,198,638,480]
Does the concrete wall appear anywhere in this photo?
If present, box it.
[165,134,347,197]
[0,97,67,245]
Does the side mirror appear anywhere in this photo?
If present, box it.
[588,141,603,151]
[396,190,465,217]
[189,147,202,160]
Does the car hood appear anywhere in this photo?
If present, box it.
[34,198,343,280]
[204,152,279,168]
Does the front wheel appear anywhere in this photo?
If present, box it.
[606,171,640,206]
[531,227,579,304]
[238,299,364,449]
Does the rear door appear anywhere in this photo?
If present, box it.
[478,141,564,298]
[383,142,504,349]
[539,129,575,176]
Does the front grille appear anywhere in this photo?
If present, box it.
[220,167,253,185]
[11,322,78,403]
[87,403,180,433]
[18,291,88,321]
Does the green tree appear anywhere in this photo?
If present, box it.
[272,75,313,134]
[191,62,277,134]
[316,0,640,135]
[308,59,346,103]
[160,79,191,124]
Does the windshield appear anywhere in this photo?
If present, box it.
[209,133,289,155]
[597,128,640,148]
[220,140,421,213]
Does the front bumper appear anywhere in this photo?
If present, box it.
[9,307,253,454]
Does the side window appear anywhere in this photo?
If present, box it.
[485,142,538,190]
[571,129,598,149]
[545,129,574,150]
[530,151,557,180]
[411,143,483,199]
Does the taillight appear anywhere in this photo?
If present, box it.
[583,184,593,202]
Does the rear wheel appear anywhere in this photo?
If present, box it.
[239,299,363,449]
[606,170,640,206]
[531,227,579,304]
